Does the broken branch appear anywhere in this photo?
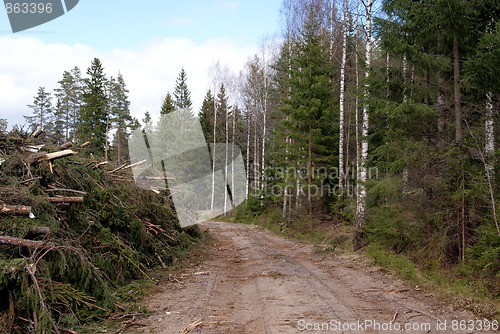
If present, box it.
[0,235,55,249]
[108,160,147,174]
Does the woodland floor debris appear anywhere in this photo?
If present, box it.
[0,130,201,333]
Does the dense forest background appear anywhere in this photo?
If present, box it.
[2,0,500,321]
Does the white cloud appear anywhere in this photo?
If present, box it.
[0,35,256,129]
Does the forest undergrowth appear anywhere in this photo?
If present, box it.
[232,196,500,322]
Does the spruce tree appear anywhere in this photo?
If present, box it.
[199,90,215,144]
[79,58,108,154]
[283,5,335,217]
[160,92,175,116]
[173,68,193,115]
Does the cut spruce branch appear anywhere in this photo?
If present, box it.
[0,235,55,249]
[46,197,84,203]
[0,204,31,215]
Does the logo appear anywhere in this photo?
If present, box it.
[4,0,79,33]
[128,111,247,228]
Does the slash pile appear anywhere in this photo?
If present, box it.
[0,130,200,333]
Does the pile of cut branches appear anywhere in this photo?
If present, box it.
[0,130,200,333]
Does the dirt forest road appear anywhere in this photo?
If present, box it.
[133,221,495,334]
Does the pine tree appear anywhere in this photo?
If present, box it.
[79,58,108,154]
[25,86,53,134]
[108,72,134,164]
[53,69,82,142]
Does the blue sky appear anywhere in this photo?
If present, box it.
[0,0,283,128]
[2,0,282,49]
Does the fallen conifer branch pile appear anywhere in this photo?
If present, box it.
[0,130,201,333]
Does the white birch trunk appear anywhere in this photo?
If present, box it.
[338,0,348,194]
[355,0,372,234]
[355,28,361,201]
[485,93,500,237]
[386,52,390,99]
[410,65,415,99]
[211,86,217,211]
[253,105,259,194]
[261,58,268,201]
[231,106,236,208]
[402,53,409,195]
[282,136,289,218]
[224,100,229,215]
[245,109,251,200]
[402,53,408,103]
[485,92,494,173]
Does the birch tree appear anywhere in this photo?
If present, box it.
[354,0,372,249]
[338,0,349,193]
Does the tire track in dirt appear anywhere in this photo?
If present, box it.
[132,221,495,334]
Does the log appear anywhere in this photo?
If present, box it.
[46,197,84,203]
[80,141,91,148]
[0,235,55,249]
[30,127,44,138]
[108,160,147,174]
[25,150,77,164]
[142,176,176,180]
[23,144,45,153]
[45,188,87,195]
[59,142,73,150]
[25,152,47,164]
[0,204,31,215]
[28,226,51,235]
[36,150,77,162]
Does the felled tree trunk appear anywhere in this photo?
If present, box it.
[46,197,84,203]
[0,204,31,215]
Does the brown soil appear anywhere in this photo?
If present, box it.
[131,221,496,334]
